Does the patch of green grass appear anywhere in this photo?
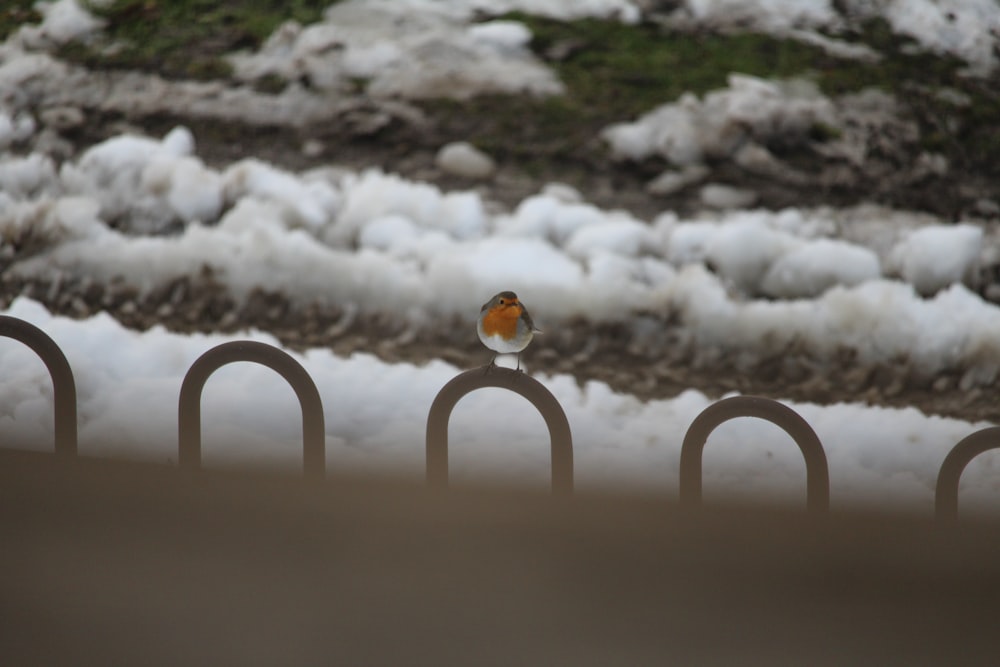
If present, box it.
[65,0,335,80]
[0,1,40,42]
[516,15,832,120]
[433,13,999,182]
[512,14,980,114]
[430,17,846,165]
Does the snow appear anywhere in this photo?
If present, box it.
[1,297,997,515]
[699,184,758,210]
[703,218,795,293]
[0,153,57,198]
[683,0,840,32]
[0,109,35,151]
[666,215,882,299]
[760,238,880,299]
[666,266,1000,375]
[877,0,1000,74]
[646,166,711,197]
[603,75,837,167]
[887,224,982,296]
[2,125,998,374]
[20,0,105,46]
[435,141,497,180]
[672,0,1000,73]
[227,0,565,99]
[564,217,654,260]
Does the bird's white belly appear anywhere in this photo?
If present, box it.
[477,323,531,353]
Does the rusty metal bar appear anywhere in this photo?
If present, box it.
[935,426,1000,521]
[679,396,829,514]
[178,341,325,478]
[426,366,573,495]
[0,315,77,457]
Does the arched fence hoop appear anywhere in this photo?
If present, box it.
[426,367,573,495]
[935,426,1000,521]
[0,315,77,457]
[680,396,830,514]
[178,341,325,478]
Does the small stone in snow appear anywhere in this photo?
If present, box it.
[40,106,85,131]
[699,183,758,209]
[301,139,325,158]
[435,142,496,180]
[541,182,583,203]
[646,165,710,196]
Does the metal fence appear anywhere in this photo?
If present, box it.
[1,314,996,521]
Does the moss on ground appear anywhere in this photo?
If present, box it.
[441,14,1000,183]
[517,15,831,117]
[438,14,843,164]
[0,1,40,42]
[65,0,335,80]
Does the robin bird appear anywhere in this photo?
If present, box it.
[477,290,540,371]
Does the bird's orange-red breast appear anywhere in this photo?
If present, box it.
[477,291,539,369]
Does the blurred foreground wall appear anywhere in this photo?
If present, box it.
[2,448,999,666]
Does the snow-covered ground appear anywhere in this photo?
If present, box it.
[3,125,997,378]
[225,0,1000,84]
[2,0,1000,514]
[676,0,1000,74]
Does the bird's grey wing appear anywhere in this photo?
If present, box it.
[520,306,540,333]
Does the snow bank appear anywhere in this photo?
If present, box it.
[228,0,564,99]
[435,141,496,180]
[2,125,997,378]
[875,0,1000,74]
[0,107,36,151]
[58,126,223,233]
[603,75,837,166]
[1,298,996,513]
[887,224,982,296]
[667,265,1000,374]
[672,0,1000,72]
[666,213,881,298]
[17,0,104,47]
[683,0,840,33]
[760,238,880,298]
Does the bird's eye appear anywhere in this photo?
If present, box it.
[498,298,505,305]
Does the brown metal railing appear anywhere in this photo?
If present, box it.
[679,396,830,514]
[426,366,573,495]
[935,426,1000,521]
[0,315,77,457]
[178,340,326,478]
[3,315,1000,519]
